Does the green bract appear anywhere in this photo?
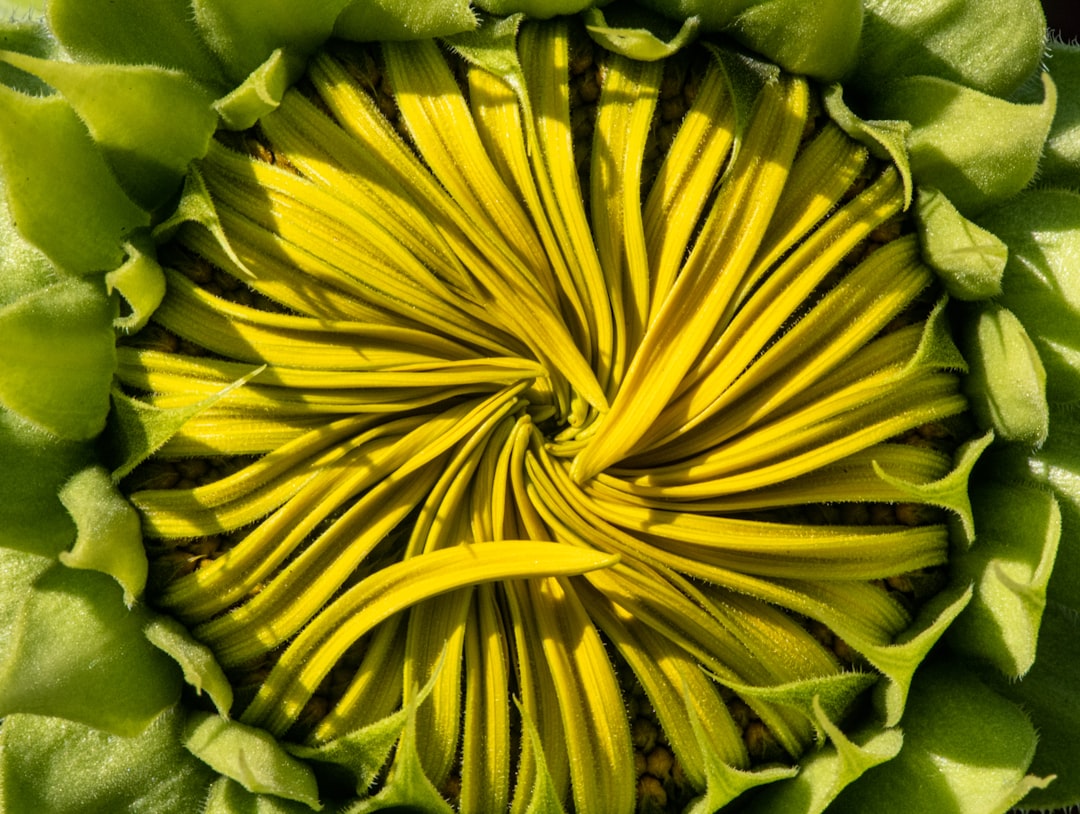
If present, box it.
[1,1,1078,812]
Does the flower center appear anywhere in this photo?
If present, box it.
[118,19,970,812]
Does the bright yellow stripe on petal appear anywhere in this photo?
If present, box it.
[403,589,472,788]
[519,21,615,402]
[589,443,953,511]
[572,75,809,482]
[468,65,593,369]
[644,58,734,320]
[383,38,557,303]
[528,576,635,814]
[586,497,949,580]
[748,123,869,284]
[263,90,480,300]
[313,617,407,742]
[158,415,429,619]
[195,466,442,666]
[460,586,512,814]
[239,542,619,736]
[583,592,750,783]
[656,166,906,449]
[591,52,662,370]
[132,414,381,538]
[640,233,930,458]
[505,578,570,812]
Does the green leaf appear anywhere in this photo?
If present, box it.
[914,187,1007,300]
[730,672,879,744]
[959,303,1049,446]
[145,614,234,718]
[948,482,1060,678]
[474,0,595,19]
[0,410,91,558]
[981,403,1080,613]
[857,585,972,727]
[873,430,993,548]
[0,13,57,95]
[869,73,1056,215]
[0,550,181,736]
[341,691,454,814]
[334,0,478,41]
[285,709,407,794]
[107,239,167,333]
[583,6,699,62]
[822,84,913,208]
[854,0,1046,98]
[514,698,568,814]
[0,172,56,308]
[214,48,304,131]
[183,712,323,810]
[1043,42,1080,189]
[683,686,797,814]
[0,49,218,209]
[58,465,147,606]
[635,0,861,80]
[0,279,116,440]
[46,0,227,86]
[0,86,149,273]
[980,602,1080,810]
[204,777,320,814]
[443,11,526,88]
[744,699,903,814]
[153,163,254,277]
[978,189,1080,406]
[192,0,350,82]
[0,706,217,814]
[830,664,1049,814]
[108,366,263,481]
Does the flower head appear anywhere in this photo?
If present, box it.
[0,2,1078,813]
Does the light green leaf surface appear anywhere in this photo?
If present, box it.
[213,48,305,131]
[822,84,913,207]
[145,615,234,718]
[285,710,408,794]
[0,550,181,736]
[959,303,1049,447]
[184,712,323,810]
[637,0,863,80]
[1043,42,1080,189]
[855,0,1046,97]
[0,86,149,274]
[0,706,216,814]
[107,240,168,334]
[979,189,1080,406]
[0,13,56,95]
[0,49,218,209]
[58,465,147,606]
[870,73,1055,215]
[334,0,478,41]
[745,699,903,814]
[0,411,88,557]
[0,279,115,440]
[915,187,1007,300]
[204,777,320,814]
[830,664,1048,814]
[475,0,596,19]
[583,6,699,61]
[948,482,1060,678]
[47,0,227,86]
[192,0,351,81]
[982,602,1080,810]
